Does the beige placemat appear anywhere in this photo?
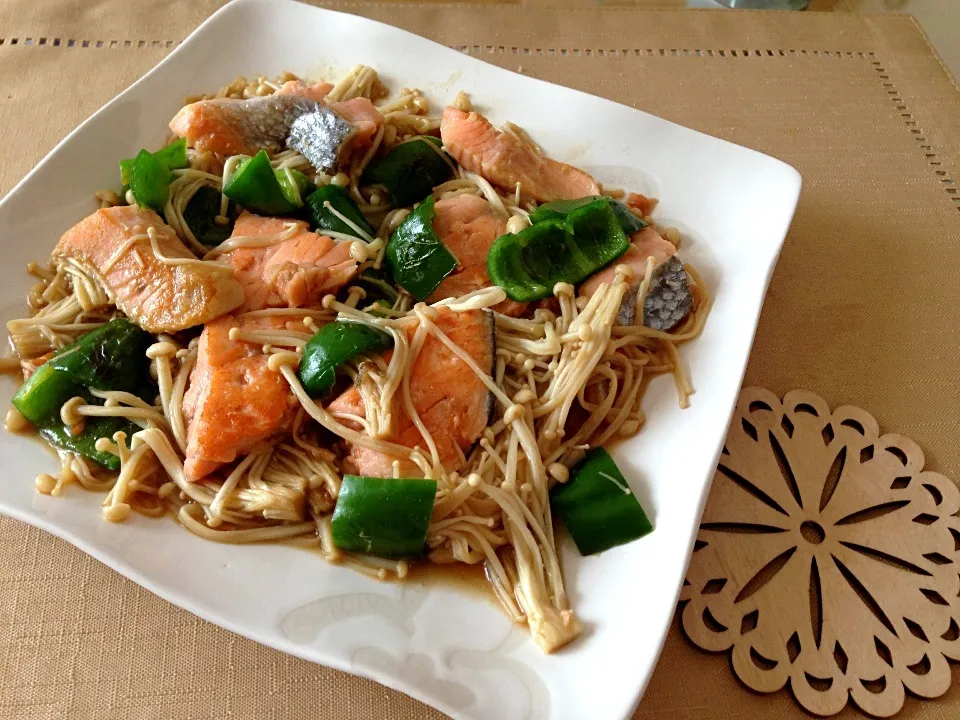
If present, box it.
[0,2,958,718]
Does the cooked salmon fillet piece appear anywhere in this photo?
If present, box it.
[328,97,383,154]
[221,212,359,313]
[277,80,334,103]
[53,206,244,333]
[625,192,658,218]
[327,308,494,477]
[426,194,527,317]
[182,315,299,481]
[440,107,600,203]
[169,81,333,157]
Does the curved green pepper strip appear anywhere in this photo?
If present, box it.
[120,138,188,185]
[356,268,399,306]
[122,138,189,210]
[550,447,653,556]
[129,149,171,211]
[183,186,234,246]
[566,197,631,267]
[385,196,458,301]
[332,475,438,558]
[152,137,188,171]
[276,166,312,207]
[362,136,454,208]
[119,158,135,187]
[39,419,138,471]
[12,319,155,469]
[298,321,393,397]
[14,319,153,426]
[607,198,648,234]
[49,318,154,397]
[303,184,374,238]
[488,198,629,302]
[12,364,80,429]
[223,150,310,215]
[529,195,647,234]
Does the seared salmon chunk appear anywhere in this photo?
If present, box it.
[221,212,359,313]
[53,206,244,333]
[327,308,494,477]
[440,107,599,203]
[426,194,526,317]
[169,81,332,157]
[182,315,299,481]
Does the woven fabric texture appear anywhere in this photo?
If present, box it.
[0,2,957,718]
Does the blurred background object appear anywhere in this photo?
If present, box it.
[710,0,810,8]
[678,0,957,80]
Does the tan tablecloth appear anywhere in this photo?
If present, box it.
[0,2,958,718]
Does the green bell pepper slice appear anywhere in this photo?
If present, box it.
[550,447,654,556]
[298,320,393,397]
[356,268,399,307]
[129,149,171,211]
[183,186,234,246]
[152,137,188,171]
[276,167,312,207]
[362,136,453,208]
[488,198,629,302]
[607,198,648,234]
[119,158,135,187]
[566,197,632,268]
[223,150,309,215]
[38,419,139,471]
[385,196,458,301]
[303,184,374,238]
[121,138,189,209]
[14,319,153,426]
[120,138,188,185]
[332,475,438,558]
[48,318,154,397]
[529,196,647,235]
[487,220,571,302]
[12,364,81,429]
[12,319,155,468]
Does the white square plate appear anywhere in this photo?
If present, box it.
[0,1,801,718]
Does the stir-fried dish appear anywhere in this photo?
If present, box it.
[4,66,709,652]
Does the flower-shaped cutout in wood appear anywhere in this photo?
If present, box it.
[681,388,960,718]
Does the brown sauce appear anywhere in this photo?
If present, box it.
[288,538,495,602]
[404,559,493,601]
[4,419,59,460]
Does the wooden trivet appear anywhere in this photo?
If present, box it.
[680,388,960,717]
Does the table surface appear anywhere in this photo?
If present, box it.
[495,0,960,80]
[785,2,959,80]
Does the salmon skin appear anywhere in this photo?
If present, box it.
[170,80,382,171]
[170,83,323,157]
[221,212,359,313]
[579,226,677,326]
[287,98,383,172]
[440,107,600,203]
[643,256,693,332]
[53,206,244,333]
[426,194,527,317]
[182,315,299,481]
[327,308,495,477]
